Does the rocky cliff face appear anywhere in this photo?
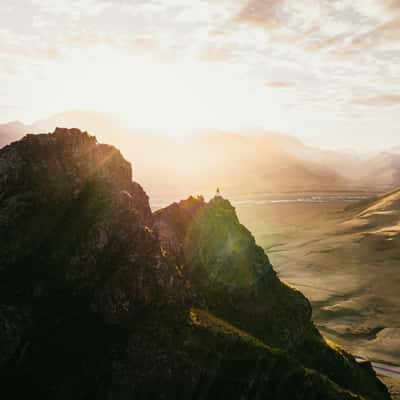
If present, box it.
[154,196,312,349]
[155,196,391,400]
[0,128,182,317]
[0,129,391,399]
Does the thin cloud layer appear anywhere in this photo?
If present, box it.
[0,0,399,150]
[353,94,400,107]
[266,81,294,88]
[235,0,284,28]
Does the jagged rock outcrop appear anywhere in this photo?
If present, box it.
[0,128,182,317]
[154,196,312,348]
[0,129,391,399]
[0,129,189,398]
[155,196,391,400]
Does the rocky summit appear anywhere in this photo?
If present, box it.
[0,128,391,399]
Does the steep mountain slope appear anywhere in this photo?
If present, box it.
[0,128,390,399]
[155,197,389,400]
[154,196,312,348]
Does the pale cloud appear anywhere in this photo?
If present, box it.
[266,81,294,88]
[119,1,165,18]
[346,16,400,51]
[353,94,400,107]
[0,3,14,13]
[32,14,57,29]
[234,0,284,28]
[0,60,19,77]
[130,37,161,53]
[199,44,235,63]
[230,0,400,53]
[233,0,323,33]
[218,0,400,120]
[31,0,112,17]
[0,29,60,60]
[385,0,400,12]
[64,30,117,48]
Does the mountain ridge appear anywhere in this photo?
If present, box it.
[0,128,390,399]
[2,111,400,198]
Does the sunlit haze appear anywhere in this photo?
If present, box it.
[2,4,400,396]
[1,0,400,150]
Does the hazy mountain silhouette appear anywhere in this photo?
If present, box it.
[0,121,28,148]
[0,111,124,148]
[1,111,400,201]
[360,152,400,190]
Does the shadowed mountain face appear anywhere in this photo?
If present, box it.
[0,128,391,399]
[154,196,313,349]
[154,197,392,399]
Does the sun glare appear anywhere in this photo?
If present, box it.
[26,47,277,135]
[95,51,260,135]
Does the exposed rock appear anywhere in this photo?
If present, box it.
[155,195,391,400]
[0,129,189,343]
[0,128,391,399]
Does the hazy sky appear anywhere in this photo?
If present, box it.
[1,0,400,150]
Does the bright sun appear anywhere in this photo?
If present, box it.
[26,47,278,135]
[90,51,257,134]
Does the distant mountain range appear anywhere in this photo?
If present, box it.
[0,111,124,149]
[1,111,399,201]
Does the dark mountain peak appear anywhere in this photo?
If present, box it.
[208,193,236,211]
[155,194,390,400]
[176,194,272,289]
[175,194,206,214]
[0,128,135,207]
[0,130,391,400]
[154,194,238,242]
[0,128,178,319]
